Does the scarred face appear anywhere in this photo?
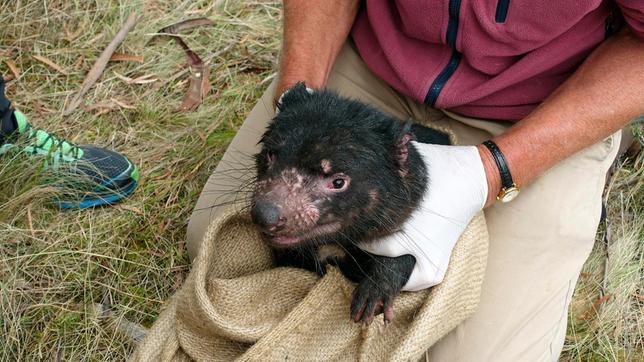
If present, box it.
[251,85,415,249]
[252,164,349,246]
[251,128,383,248]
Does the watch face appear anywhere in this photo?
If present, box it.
[501,188,519,202]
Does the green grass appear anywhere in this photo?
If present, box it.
[0,1,642,361]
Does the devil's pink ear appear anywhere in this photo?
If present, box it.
[395,133,412,166]
[393,121,414,167]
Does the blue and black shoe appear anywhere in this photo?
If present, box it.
[0,110,139,208]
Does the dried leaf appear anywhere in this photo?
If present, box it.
[86,99,136,114]
[180,63,210,111]
[579,294,611,321]
[94,108,112,116]
[5,59,20,79]
[157,219,171,235]
[31,100,56,115]
[115,204,144,215]
[73,55,85,70]
[86,34,104,46]
[27,204,35,237]
[185,8,207,15]
[109,52,144,63]
[130,74,157,84]
[152,169,173,181]
[112,71,134,83]
[86,100,118,112]
[113,71,157,85]
[63,24,83,42]
[150,18,214,112]
[32,55,68,75]
[189,159,206,177]
[197,129,207,144]
[111,98,136,109]
[157,17,214,35]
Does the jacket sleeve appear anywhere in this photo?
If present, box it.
[615,0,644,39]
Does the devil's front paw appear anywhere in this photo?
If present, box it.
[350,279,397,325]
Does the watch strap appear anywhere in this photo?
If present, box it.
[482,140,514,189]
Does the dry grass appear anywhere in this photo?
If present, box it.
[562,140,644,361]
[0,1,641,361]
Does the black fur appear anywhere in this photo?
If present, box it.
[253,83,450,324]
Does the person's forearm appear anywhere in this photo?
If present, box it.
[276,0,360,102]
[478,28,644,206]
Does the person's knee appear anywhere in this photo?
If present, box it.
[186,211,207,261]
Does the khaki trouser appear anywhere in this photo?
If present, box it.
[186,42,620,361]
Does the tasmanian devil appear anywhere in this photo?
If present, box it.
[250,83,450,324]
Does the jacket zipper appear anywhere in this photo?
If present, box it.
[425,0,462,106]
[605,11,615,39]
[495,0,510,23]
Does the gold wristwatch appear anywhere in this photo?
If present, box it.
[482,140,520,203]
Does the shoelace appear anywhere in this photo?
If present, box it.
[25,124,82,162]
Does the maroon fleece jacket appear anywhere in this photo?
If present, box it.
[351,0,644,120]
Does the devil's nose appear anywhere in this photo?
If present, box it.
[251,200,284,229]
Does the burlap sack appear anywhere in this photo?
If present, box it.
[131,204,488,361]
[132,121,488,361]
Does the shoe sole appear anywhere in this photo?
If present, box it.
[57,166,139,209]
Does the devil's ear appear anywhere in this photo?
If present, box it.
[392,120,414,168]
[276,82,313,112]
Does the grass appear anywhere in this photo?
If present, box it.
[563,141,644,361]
[0,1,641,361]
[1,1,279,360]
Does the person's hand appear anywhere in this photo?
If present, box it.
[358,142,488,291]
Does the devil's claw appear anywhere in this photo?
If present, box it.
[350,280,396,325]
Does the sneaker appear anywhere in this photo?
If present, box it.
[0,110,139,208]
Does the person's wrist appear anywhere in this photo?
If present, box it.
[476,143,502,207]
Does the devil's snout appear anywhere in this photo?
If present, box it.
[251,200,285,232]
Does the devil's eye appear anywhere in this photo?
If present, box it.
[332,179,345,189]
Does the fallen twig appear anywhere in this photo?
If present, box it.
[94,303,148,344]
[598,221,612,313]
[64,11,140,116]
